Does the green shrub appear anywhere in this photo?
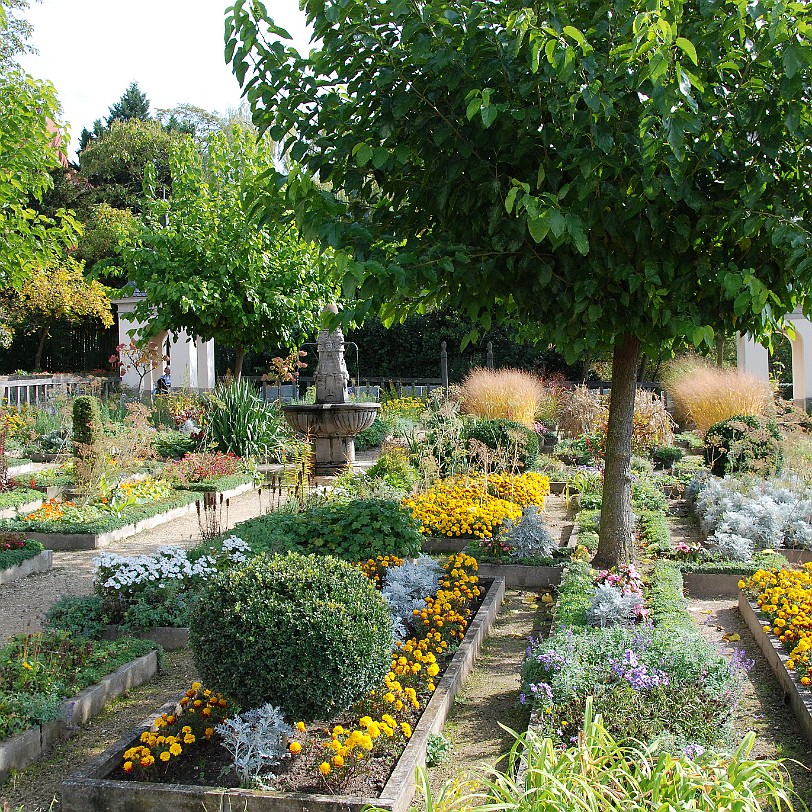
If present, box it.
[0,536,44,571]
[72,395,102,455]
[704,414,782,477]
[637,510,672,554]
[228,498,422,561]
[355,413,396,450]
[189,552,393,719]
[652,445,685,467]
[465,418,540,470]
[44,595,108,638]
[366,448,418,491]
[631,478,667,512]
[152,430,197,459]
[553,434,601,466]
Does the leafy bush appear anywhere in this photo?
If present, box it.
[704,415,782,477]
[152,430,197,459]
[586,584,643,628]
[44,595,108,638]
[189,552,393,720]
[366,447,418,491]
[501,505,558,559]
[631,478,667,512]
[381,555,442,639]
[228,498,423,561]
[652,445,685,467]
[661,357,773,433]
[554,434,601,466]
[354,413,395,450]
[205,380,290,461]
[465,418,540,470]
[459,367,545,427]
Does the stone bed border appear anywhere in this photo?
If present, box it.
[738,593,812,747]
[61,576,507,812]
[0,650,158,784]
[21,481,257,550]
[0,498,43,520]
[0,549,52,585]
[100,625,190,650]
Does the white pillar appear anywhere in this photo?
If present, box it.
[786,311,812,409]
[169,329,199,388]
[735,332,770,382]
[196,339,216,389]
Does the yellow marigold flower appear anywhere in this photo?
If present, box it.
[169,743,182,756]
[319,762,332,776]
[160,751,171,762]
[333,754,345,768]
[296,721,306,732]
[123,761,134,773]
[289,741,302,755]
[191,681,202,691]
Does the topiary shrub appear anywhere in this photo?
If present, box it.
[228,498,422,560]
[465,418,539,470]
[704,415,782,477]
[189,552,393,720]
[72,395,102,455]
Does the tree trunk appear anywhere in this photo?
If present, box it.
[233,346,246,382]
[715,334,725,367]
[34,326,50,371]
[593,333,642,569]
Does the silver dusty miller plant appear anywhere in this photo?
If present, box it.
[499,505,557,559]
[586,584,643,628]
[215,704,294,787]
[382,555,442,640]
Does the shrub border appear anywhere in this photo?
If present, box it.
[61,577,506,812]
[0,650,158,784]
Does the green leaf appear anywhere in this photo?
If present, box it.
[481,105,498,128]
[675,37,698,66]
[505,186,519,214]
[527,213,549,243]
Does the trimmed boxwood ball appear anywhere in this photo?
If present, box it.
[465,418,540,469]
[189,551,393,721]
[704,414,782,477]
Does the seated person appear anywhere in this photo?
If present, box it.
[155,366,171,394]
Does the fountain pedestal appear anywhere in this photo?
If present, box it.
[283,310,380,476]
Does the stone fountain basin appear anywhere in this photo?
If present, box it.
[283,402,381,437]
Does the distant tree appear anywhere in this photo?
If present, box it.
[75,202,138,280]
[156,103,224,147]
[0,0,33,68]
[106,81,150,125]
[78,119,183,210]
[1,257,113,369]
[124,127,336,380]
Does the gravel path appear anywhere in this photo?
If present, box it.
[0,486,277,642]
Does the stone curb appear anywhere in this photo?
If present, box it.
[0,498,43,520]
[7,463,38,477]
[23,482,258,550]
[61,577,506,812]
[0,650,158,784]
[739,594,812,747]
[681,572,743,599]
[101,625,189,650]
[776,548,812,565]
[0,549,52,585]
[477,563,562,589]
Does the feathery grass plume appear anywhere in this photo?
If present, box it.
[556,384,607,438]
[661,356,773,433]
[459,368,544,427]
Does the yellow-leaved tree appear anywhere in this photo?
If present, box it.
[1,257,114,370]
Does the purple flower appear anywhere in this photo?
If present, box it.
[683,744,705,760]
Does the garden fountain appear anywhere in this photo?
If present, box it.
[283,306,380,476]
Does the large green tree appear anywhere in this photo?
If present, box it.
[124,126,336,379]
[0,0,78,290]
[226,0,812,566]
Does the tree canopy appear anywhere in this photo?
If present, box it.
[0,0,78,288]
[106,81,150,126]
[124,126,337,379]
[226,0,812,565]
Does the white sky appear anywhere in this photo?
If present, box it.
[19,0,311,159]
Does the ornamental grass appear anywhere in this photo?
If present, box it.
[459,368,545,427]
[745,564,812,688]
[661,356,773,434]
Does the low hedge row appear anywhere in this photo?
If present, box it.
[174,473,256,493]
[0,488,42,510]
[0,538,44,571]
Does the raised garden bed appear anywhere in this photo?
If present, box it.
[0,489,43,519]
[477,562,562,589]
[0,650,158,784]
[62,576,506,812]
[2,481,257,551]
[0,549,52,585]
[777,547,812,565]
[738,593,812,746]
[6,460,37,477]
[681,571,743,599]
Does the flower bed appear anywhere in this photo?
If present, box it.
[520,561,751,750]
[0,644,158,783]
[0,537,50,584]
[62,569,505,812]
